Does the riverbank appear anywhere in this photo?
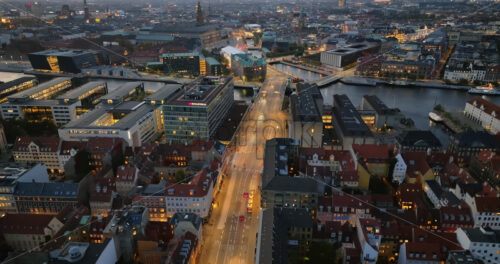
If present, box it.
[276,60,331,76]
[341,76,471,91]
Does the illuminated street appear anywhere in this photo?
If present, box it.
[199,67,288,264]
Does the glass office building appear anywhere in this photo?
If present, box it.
[163,76,234,143]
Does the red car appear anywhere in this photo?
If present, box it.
[239,215,245,222]
[243,192,249,198]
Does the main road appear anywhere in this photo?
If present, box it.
[199,67,289,264]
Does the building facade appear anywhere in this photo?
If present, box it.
[163,76,234,143]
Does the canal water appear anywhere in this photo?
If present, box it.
[272,63,500,146]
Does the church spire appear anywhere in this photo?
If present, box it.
[196,2,204,25]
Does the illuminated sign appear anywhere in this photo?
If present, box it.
[188,102,206,106]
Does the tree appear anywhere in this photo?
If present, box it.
[458,78,470,85]
[386,157,398,183]
[376,256,390,264]
[473,79,482,86]
[433,104,444,113]
[111,151,125,175]
[1,118,57,144]
[369,176,390,194]
[175,169,187,183]
[306,241,338,263]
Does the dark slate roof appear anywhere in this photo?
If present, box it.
[14,182,79,197]
[49,238,113,264]
[332,94,372,137]
[461,228,500,243]
[426,180,442,197]
[398,130,442,148]
[263,176,319,193]
[451,131,500,149]
[272,207,312,264]
[262,138,299,186]
[457,183,483,196]
[169,213,202,230]
[290,83,323,122]
[362,95,400,115]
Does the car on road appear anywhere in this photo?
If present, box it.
[239,215,245,222]
[243,192,249,198]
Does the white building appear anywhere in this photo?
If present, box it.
[356,217,381,264]
[221,46,244,68]
[444,67,487,82]
[165,169,215,219]
[58,101,160,147]
[456,227,500,264]
[465,194,500,230]
[392,153,407,184]
[464,97,500,134]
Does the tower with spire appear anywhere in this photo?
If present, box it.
[196,2,205,25]
[84,0,90,20]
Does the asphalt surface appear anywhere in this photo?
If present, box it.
[199,67,288,264]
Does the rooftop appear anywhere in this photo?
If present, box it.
[170,213,202,230]
[101,82,143,102]
[57,81,106,100]
[8,77,72,100]
[13,136,60,153]
[263,176,319,193]
[30,49,101,57]
[144,84,181,103]
[0,76,36,93]
[14,182,79,197]
[0,214,55,235]
[332,94,372,137]
[166,76,232,106]
[461,227,500,244]
[63,102,156,130]
[290,83,323,123]
[398,130,442,148]
[363,95,400,115]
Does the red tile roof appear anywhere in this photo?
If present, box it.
[88,137,123,153]
[352,144,392,160]
[468,97,500,120]
[116,166,138,183]
[318,194,371,211]
[131,51,159,57]
[299,148,356,180]
[91,175,116,202]
[13,136,60,152]
[404,242,442,261]
[165,168,214,198]
[475,197,500,212]
[476,150,494,164]
[337,170,358,182]
[59,140,88,155]
[440,204,473,227]
[0,214,55,234]
[402,152,431,178]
